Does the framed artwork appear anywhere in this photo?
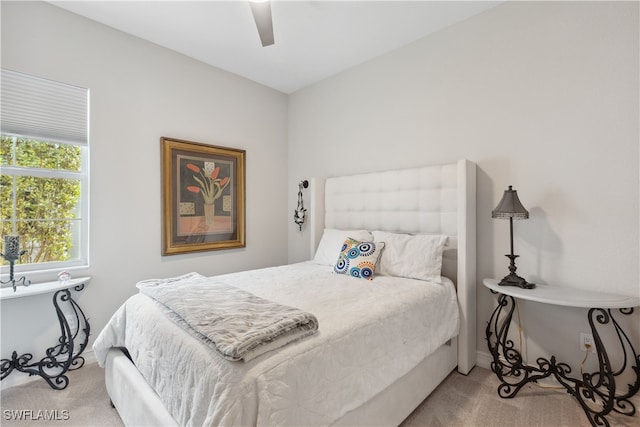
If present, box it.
[161,137,245,255]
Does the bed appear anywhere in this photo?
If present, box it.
[93,159,476,426]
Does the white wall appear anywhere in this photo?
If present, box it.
[288,1,639,372]
[1,1,288,388]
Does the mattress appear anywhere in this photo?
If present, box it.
[93,261,460,426]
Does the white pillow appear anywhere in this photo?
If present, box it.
[313,229,373,265]
[372,230,448,281]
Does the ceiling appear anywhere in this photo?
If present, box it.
[48,1,502,94]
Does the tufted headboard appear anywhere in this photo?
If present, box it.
[308,159,476,374]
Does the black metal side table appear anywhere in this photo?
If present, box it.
[483,278,640,427]
[1,277,91,390]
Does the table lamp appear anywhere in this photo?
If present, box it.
[492,185,535,289]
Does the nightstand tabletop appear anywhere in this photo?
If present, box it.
[482,278,640,309]
[0,276,91,301]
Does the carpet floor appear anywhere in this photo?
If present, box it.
[1,362,638,426]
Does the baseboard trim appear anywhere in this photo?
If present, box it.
[476,349,492,370]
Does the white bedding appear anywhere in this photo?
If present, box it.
[93,261,460,426]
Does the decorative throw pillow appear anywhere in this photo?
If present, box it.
[333,238,385,280]
[372,230,448,281]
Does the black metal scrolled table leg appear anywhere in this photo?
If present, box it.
[567,307,640,427]
[50,288,91,371]
[609,307,640,415]
[0,285,90,390]
[545,307,615,427]
[486,293,551,398]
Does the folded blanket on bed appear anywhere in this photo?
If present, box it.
[136,272,319,362]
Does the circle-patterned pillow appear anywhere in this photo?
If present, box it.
[334,238,385,280]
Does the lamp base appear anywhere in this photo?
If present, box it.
[498,272,535,289]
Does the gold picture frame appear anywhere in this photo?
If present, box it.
[161,137,245,255]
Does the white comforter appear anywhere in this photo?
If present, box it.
[93,261,459,426]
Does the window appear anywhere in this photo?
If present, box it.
[1,69,89,274]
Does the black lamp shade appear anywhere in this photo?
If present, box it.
[492,185,529,219]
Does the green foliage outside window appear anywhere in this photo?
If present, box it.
[1,136,82,265]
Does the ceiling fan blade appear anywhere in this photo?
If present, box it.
[249,1,274,47]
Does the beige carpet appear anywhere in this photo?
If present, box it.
[1,363,121,427]
[1,362,639,426]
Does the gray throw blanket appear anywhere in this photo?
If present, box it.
[136,272,319,362]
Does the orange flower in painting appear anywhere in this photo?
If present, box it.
[186,163,200,173]
[210,167,220,180]
[184,161,231,205]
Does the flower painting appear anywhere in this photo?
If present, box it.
[185,162,231,225]
[161,137,245,255]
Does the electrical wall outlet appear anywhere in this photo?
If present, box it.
[580,332,594,352]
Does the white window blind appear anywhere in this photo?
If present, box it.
[1,69,88,145]
[1,69,89,274]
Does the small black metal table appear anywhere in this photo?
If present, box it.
[1,277,91,390]
[483,278,640,427]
